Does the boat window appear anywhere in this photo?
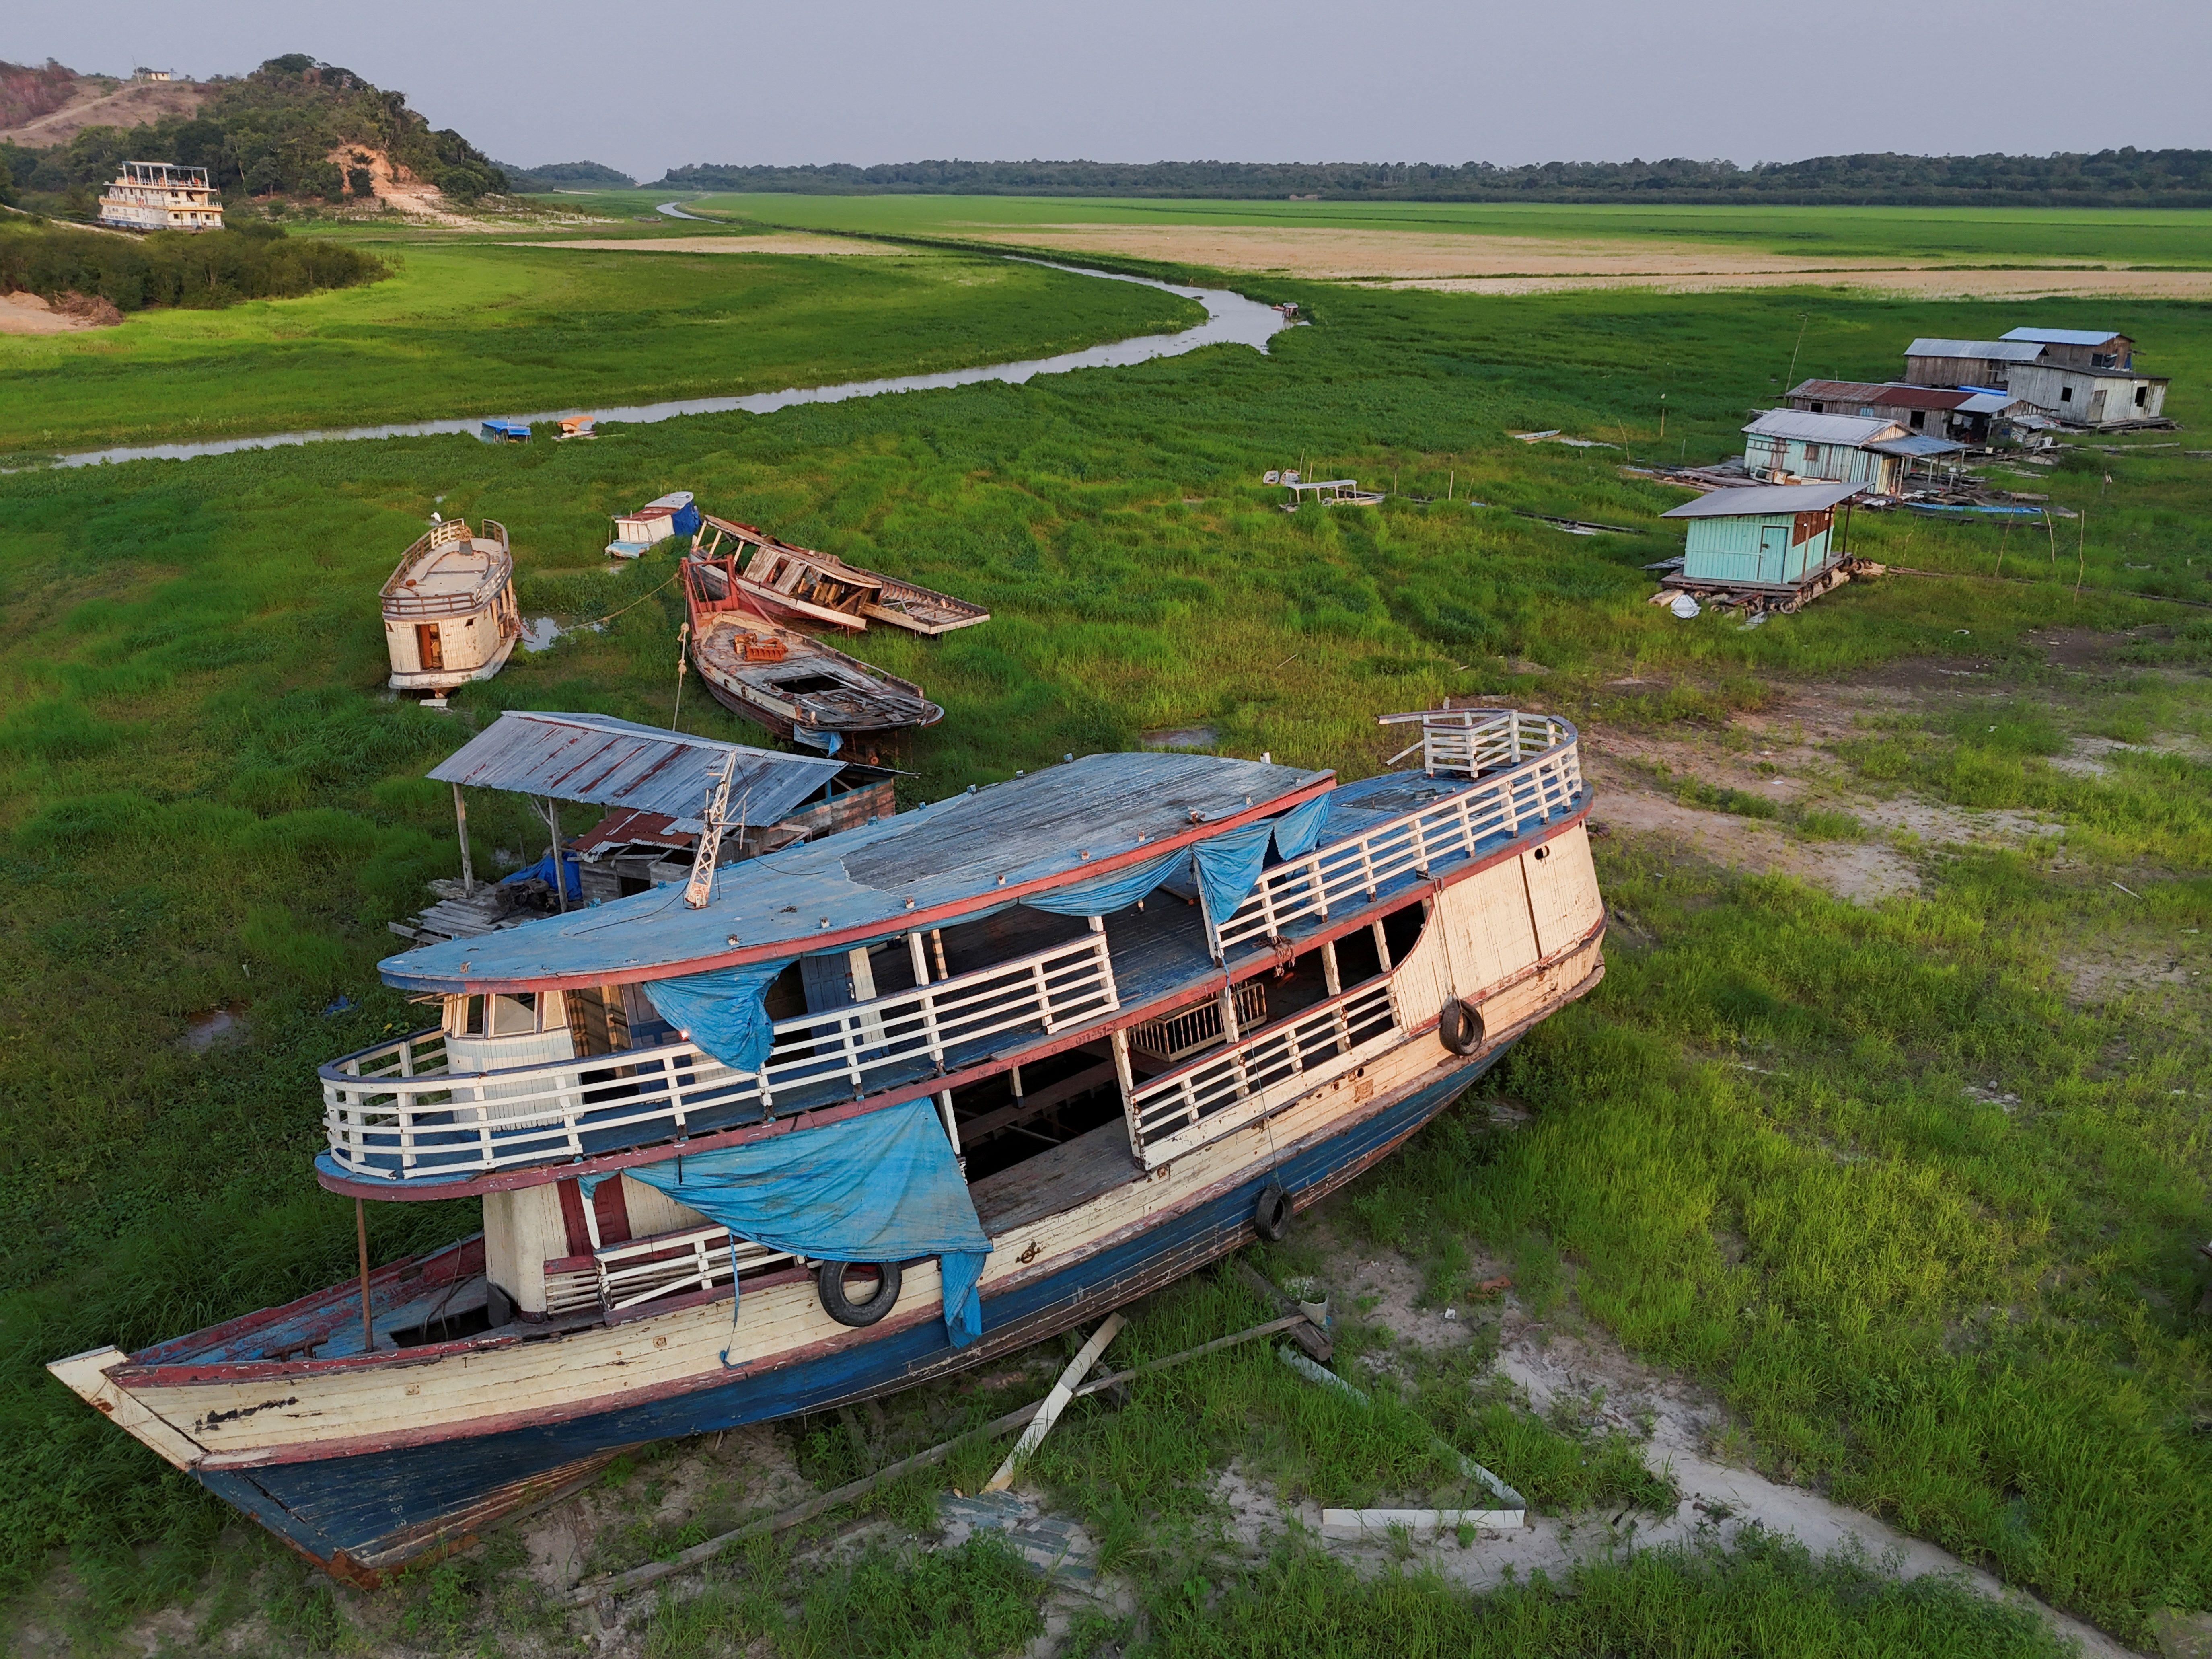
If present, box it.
[449,994,488,1036]
[490,992,541,1037]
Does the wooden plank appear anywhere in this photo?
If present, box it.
[984,1313,1125,1492]
[1232,1259,1333,1362]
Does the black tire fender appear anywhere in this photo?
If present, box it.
[816,1259,902,1327]
[1252,1180,1293,1242]
[1438,997,1485,1056]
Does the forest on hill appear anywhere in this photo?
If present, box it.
[497,159,634,192]
[0,54,506,208]
[655,149,2212,207]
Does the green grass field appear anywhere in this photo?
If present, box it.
[0,234,1200,455]
[689,192,2212,268]
[2,226,2210,1653]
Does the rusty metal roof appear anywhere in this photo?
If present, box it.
[427,711,845,832]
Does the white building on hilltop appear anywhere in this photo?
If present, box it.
[97,162,224,231]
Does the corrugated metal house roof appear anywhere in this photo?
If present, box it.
[1661,483,1864,520]
[1906,339,2047,363]
[1787,379,1890,403]
[382,751,1332,991]
[1743,410,1902,444]
[427,711,845,832]
[1789,380,1974,411]
[2001,327,2124,347]
[1957,392,2021,414]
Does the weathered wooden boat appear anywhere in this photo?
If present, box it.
[381,519,521,694]
[692,514,990,636]
[682,553,941,750]
[51,709,1604,1584]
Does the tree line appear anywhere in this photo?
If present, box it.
[652,150,2212,206]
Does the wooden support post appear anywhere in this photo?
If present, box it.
[984,1314,1125,1492]
[544,798,567,913]
[929,928,949,982]
[907,930,929,989]
[355,1198,374,1353]
[452,782,474,895]
[937,1089,961,1154]
[1322,938,1349,1055]
[1371,918,1393,972]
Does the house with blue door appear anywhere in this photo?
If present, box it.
[1659,481,1863,592]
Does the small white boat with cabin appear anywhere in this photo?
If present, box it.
[50,709,1604,1583]
[382,520,521,694]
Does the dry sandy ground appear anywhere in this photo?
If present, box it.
[0,291,97,335]
[518,234,907,256]
[0,77,210,146]
[950,223,2212,298]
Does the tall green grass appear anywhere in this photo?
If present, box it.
[1,261,2207,1642]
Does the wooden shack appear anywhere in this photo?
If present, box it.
[1741,411,1908,494]
[1658,481,1863,608]
[1998,329,2167,426]
[1902,337,2047,392]
[382,519,521,694]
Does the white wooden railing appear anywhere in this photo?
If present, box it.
[1129,981,1266,1066]
[1129,977,1401,1166]
[1379,709,1571,778]
[543,1226,800,1317]
[1207,721,1581,958]
[323,933,1119,1180]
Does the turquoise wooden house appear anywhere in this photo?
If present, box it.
[1659,482,1862,590]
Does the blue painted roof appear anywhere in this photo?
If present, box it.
[379,751,1330,993]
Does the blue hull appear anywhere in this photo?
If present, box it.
[204,1051,1501,1574]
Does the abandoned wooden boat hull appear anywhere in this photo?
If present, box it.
[381,519,522,693]
[683,557,942,744]
[693,514,990,637]
[52,713,1603,1583]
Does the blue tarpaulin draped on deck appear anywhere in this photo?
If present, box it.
[1021,846,1188,917]
[502,851,582,900]
[644,959,793,1074]
[583,1098,992,1345]
[1270,795,1331,861]
[1192,819,1276,922]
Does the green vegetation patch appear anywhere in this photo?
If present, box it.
[0,219,386,312]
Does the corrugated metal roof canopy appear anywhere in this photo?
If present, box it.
[1906,338,2047,362]
[1661,483,1864,519]
[1787,378,1890,401]
[427,711,845,833]
[382,752,1331,993]
[1743,410,1900,444]
[2001,327,2123,347]
[1868,434,1968,458]
[1957,392,2019,414]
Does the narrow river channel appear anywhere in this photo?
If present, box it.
[36,254,1291,471]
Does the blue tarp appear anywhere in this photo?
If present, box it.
[644,958,794,1074]
[584,1097,992,1347]
[672,502,702,539]
[502,851,581,900]
[1192,819,1276,923]
[1270,795,1331,861]
[1022,846,1188,917]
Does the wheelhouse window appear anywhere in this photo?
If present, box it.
[448,991,551,1038]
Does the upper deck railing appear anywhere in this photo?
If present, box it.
[380,519,511,617]
[323,931,1117,1181]
[1205,715,1580,958]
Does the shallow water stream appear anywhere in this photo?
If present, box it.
[33,257,1291,471]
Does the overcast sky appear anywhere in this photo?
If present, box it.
[10,0,2210,183]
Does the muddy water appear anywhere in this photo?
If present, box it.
[33,259,1291,471]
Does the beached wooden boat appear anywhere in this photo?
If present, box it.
[692,514,989,636]
[381,519,520,694]
[51,710,1603,1585]
[681,553,941,749]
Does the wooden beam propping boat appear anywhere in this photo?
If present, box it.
[693,514,990,637]
[681,553,942,748]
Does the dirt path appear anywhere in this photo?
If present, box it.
[0,292,101,335]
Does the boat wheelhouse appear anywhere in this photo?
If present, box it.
[51,711,1605,1582]
[691,514,991,636]
[382,520,521,694]
[682,553,942,749]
